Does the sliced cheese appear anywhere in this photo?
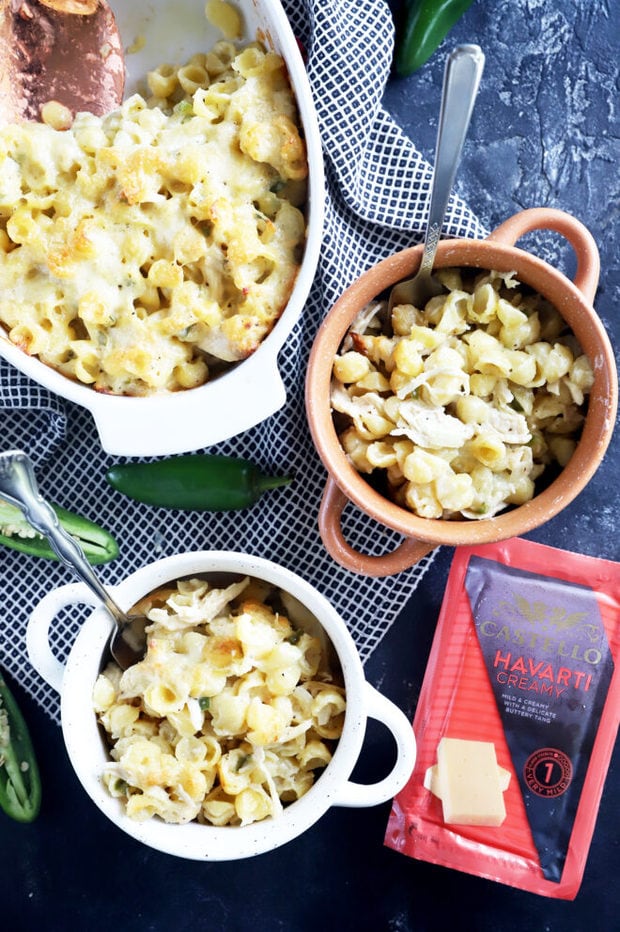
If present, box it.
[424,760,511,796]
[425,737,511,827]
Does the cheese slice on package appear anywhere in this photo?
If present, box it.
[424,738,511,827]
[384,538,620,900]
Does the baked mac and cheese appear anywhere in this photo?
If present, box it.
[93,577,345,826]
[0,40,307,395]
[332,269,594,519]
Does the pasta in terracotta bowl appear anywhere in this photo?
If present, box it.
[305,208,617,577]
[26,551,416,860]
[0,0,324,455]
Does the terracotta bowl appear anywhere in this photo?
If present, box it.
[305,208,618,577]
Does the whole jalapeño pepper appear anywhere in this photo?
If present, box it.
[0,672,41,823]
[106,454,292,511]
[395,0,475,76]
[0,498,119,564]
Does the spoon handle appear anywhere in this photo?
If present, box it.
[0,450,126,626]
[421,44,485,275]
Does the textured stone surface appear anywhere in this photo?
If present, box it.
[383,0,619,560]
[385,2,619,281]
[2,4,618,930]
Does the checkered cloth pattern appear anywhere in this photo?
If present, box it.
[0,0,485,722]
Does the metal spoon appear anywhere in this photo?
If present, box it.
[0,450,147,670]
[0,0,125,127]
[388,44,485,313]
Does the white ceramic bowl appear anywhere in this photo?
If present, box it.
[26,551,416,860]
[0,0,324,456]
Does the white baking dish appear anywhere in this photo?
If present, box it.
[0,0,324,456]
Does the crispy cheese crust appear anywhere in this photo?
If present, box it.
[0,41,307,395]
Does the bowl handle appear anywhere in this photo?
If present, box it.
[333,683,416,807]
[318,477,434,576]
[26,582,101,693]
[486,207,600,304]
[90,351,287,456]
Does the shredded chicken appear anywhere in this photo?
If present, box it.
[147,579,250,631]
[481,406,531,444]
[341,300,385,351]
[390,400,475,449]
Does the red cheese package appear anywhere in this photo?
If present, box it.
[385,538,620,899]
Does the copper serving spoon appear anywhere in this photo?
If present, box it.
[0,0,125,127]
[0,450,147,670]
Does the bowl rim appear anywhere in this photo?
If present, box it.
[305,236,618,546]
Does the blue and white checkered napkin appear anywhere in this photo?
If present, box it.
[0,0,485,722]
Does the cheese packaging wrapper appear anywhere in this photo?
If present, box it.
[384,538,620,899]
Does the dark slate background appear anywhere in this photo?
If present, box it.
[3,2,619,929]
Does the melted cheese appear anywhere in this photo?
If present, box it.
[0,42,307,395]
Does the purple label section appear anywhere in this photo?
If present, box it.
[466,556,614,883]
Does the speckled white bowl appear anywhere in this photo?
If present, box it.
[0,0,324,456]
[26,551,416,860]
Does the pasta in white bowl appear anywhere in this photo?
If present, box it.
[94,576,346,826]
[0,0,325,455]
[27,551,416,859]
[0,41,306,396]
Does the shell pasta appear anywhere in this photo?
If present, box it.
[93,577,345,826]
[331,269,594,519]
[0,40,307,395]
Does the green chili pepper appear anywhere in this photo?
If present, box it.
[0,672,41,823]
[235,753,252,772]
[174,99,194,119]
[106,454,293,511]
[0,498,119,564]
[395,0,475,76]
